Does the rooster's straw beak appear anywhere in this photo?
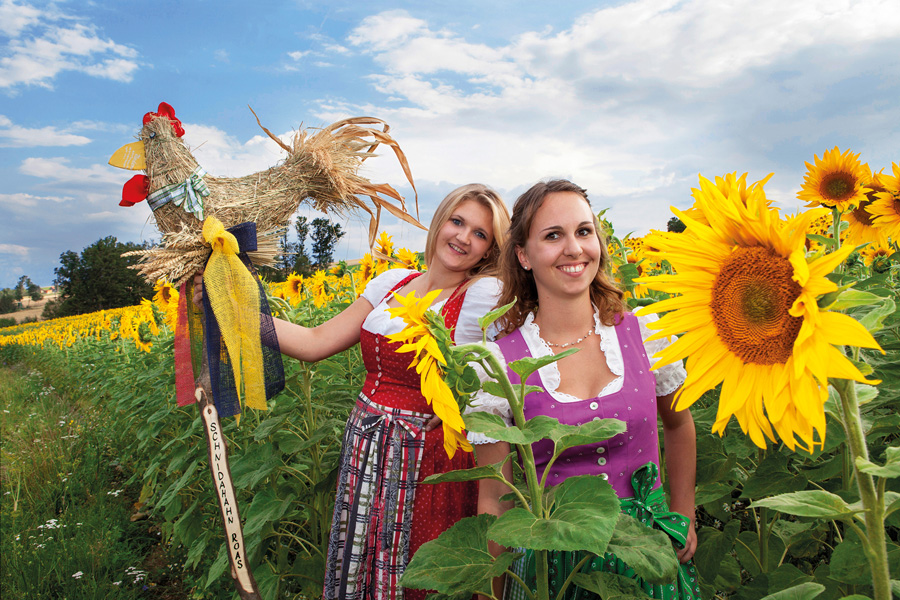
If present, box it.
[109,141,146,170]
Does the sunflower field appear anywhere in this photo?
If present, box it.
[2,153,899,600]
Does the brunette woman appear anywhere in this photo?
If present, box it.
[468,180,700,599]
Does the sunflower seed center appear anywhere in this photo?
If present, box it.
[819,172,855,203]
[711,246,803,365]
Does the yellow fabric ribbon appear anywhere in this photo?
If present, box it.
[202,216,267,412]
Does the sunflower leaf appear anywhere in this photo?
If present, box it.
[478,299,515,332]
[463,412,540,445]
[857,296,896,334]
[570,571,649,599]
[758,581,826,600]
[422,452,516,485]
[807,233,837,249]
[551,418,628,455]
[884,493,900,519]
[854,447,900,479]
[399,514,521,597]
[606,513,680,583]
[828,288,886,310]
[488,475,620,553]
[750,490,865,519]
[509,348,579,381]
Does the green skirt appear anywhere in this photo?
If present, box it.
[504,463,702,600]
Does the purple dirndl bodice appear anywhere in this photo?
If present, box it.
[495,312,660,498]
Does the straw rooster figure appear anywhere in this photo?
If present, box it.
[110,102,421,287]
[108,103,421,600]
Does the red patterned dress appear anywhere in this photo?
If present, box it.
[324,270,501,600]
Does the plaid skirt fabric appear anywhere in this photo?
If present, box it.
[324,393,478,600]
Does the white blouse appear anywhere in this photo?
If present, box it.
[360,269,503,344]
[466,309,687,444]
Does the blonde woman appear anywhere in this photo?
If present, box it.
[270,184,510,600]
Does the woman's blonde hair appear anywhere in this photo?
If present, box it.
[497,179,626,331]
[424,184,510,279]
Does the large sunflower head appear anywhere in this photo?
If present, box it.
[797,147,871,211]
[637,174,882,451]
[845,168,890,247]
[867,162,900,242]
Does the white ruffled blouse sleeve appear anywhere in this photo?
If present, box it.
[464,340,513,445]
[637,313,686,397]
[454,276,503,344]
[360,269,415,307]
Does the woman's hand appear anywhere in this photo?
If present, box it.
[424,414,442,432]
[677,518,697,563]
[192,271,204,308]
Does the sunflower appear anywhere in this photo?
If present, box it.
[860,242,894,270]
[682,172,773,226]
[797,147,871,211]
[844,170,890,247]
[867,162,900,241]
[636,174,882,451]
[153,280,179,311]
[387,289,472,458]
[396,248,422,270]
[152,280,179,330]
[375,231,394,258]
[283,273,305,305]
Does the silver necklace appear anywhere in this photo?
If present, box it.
[545,327,594,349]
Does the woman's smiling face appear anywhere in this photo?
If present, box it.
[432,199,494,274]
[516,191,601,300]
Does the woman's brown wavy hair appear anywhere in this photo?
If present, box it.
[497,179,626,332]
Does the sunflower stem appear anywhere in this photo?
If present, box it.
[832,376,890,600]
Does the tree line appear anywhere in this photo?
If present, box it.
[20,216,345,322]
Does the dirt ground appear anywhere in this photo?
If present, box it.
[0,293,58,324]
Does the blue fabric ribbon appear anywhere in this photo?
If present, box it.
[147,166,209,220]
[201,221,284,417]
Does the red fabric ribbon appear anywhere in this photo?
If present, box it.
[175,280,197,407]
[120,174,150,207]
[143,102,185,137]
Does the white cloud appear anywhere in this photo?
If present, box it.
[512,0,900,87]
[312,3,900,237]
[0,243,29,257]
[0,192,72,207]
[19,157,122,186]
[184,123,292,178]
[0,3,140,89]
[0,115,91,147]
[0,0,41,37]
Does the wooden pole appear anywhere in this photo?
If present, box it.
[196,335,261,600]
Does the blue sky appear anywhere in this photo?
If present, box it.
[1,0,898,289]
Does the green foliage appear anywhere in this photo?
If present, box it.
[51,236,154,318]
[0,355,179,599]
[1,284,364,599]
[401,515,519,597]
[310,217,345,269]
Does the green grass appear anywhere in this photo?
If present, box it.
[0,355,185,599]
